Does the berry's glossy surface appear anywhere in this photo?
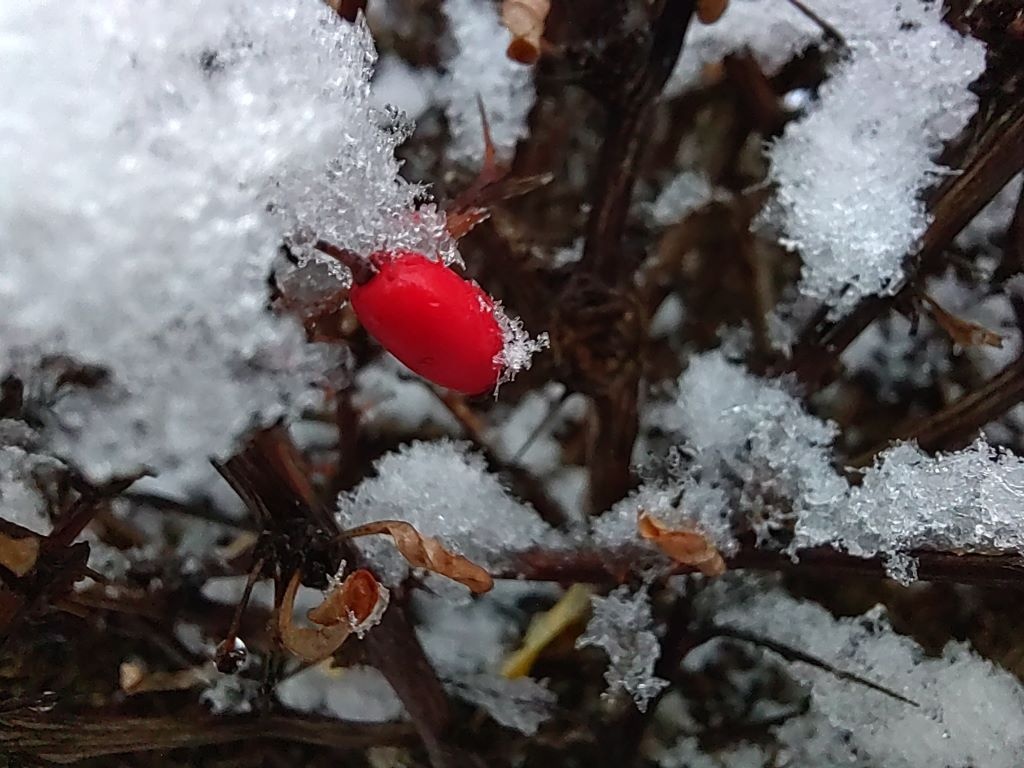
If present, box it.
[349,250,505,394]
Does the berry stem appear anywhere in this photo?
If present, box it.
[314,239,377,285]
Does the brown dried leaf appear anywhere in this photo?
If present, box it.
[501,0,550,64]
[344,520,494,593]
[637,510,726,577]
[923,292,1004,349]
[697,0,729,24]
[277,570,389,663]
[0,531,40,577]
[307,568,387,628]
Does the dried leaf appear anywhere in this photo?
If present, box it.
[501,0,550,64]
[922,293,1003,349]
[637,510,726,577]
[697,0,728,24]
[0,531,40,578]
[307,568,389,631]
[277,570,389,663]
[501,583,594,678]
[344,520,494,593]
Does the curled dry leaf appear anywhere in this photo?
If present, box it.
[344,520,494,593]
[637,510,726,577]
[501,0,550,64]
[697,0,729,24]
[307,568,389,636]
[0,531,40,578]
[277,569,389,663]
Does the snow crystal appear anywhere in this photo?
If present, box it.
[707,585,1024,768]
[439,0,535,162]
[276,663,405,722]
[666,0,822,95]
[493,302,550,390]
[0,1,431,491]
[337,439,565,586]
[765,1,986,315]
[577,586,668,712]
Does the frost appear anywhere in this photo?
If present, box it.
[276,663,405,722]
[577,586,668,712]
[706,585,1024,768]
[0,1,430,491]
[666,0,822,95]
[337,440,565,586]
[440,0,535,162]
[765,1,986,315]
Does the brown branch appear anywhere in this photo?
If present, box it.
[499,542,1024,590]
[581,0,698,283]
[217,426,470,768]
[0,710,414,763]
[850,353,1024,466]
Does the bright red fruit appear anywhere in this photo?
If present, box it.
[349,250,505,395]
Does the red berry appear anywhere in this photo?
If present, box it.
[349,250,505,395]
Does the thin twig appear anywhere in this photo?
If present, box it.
[707,625,918,706]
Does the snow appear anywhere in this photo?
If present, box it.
[0,442,60,534]
[445,674,555,735]
[621,351,1024,582]
[276,663,405,722]
[439,0,535,163]
[764,1,986,315]
[647,171,717,228]
[0,1,439,492]
[577,585,669,712]
[666,0,822,95]
[353,357,461,436]
[797,439,1024,572]
[415,581,560,733]
[698,584,1024,768]
[337,439,565,586]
